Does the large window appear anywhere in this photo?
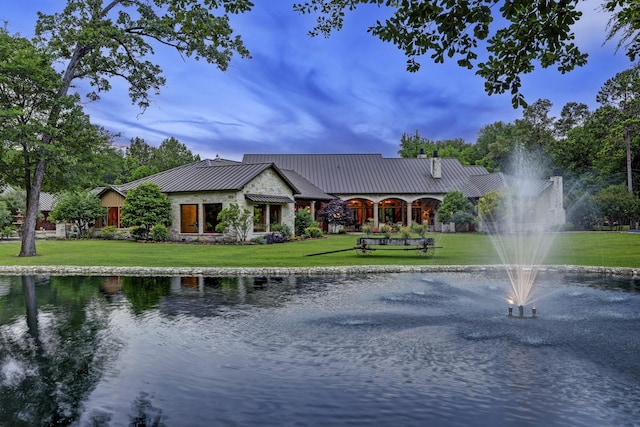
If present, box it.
[180,204,198,233]
[204,203,222,233]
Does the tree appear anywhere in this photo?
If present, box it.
[605,0,640,62]
[596,64,640,193]
[12,0,253,256]
[594,183,640,229]
[438,190,474,224]
[150,137,201,173]
[215,203,256,242]
[49,192,106,236]
[121,183,172,240]
[317,199,354,232]
[294,0,591,107]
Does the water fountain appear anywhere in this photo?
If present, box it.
[477,147,565,316]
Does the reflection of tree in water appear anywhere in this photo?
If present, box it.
[0,275,122,426]
[121,276,172,315]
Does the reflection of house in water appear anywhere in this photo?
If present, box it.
[100,276,123,295]
[159,276,321,318]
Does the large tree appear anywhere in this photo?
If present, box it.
[11,0,253,256]
[596,64,640,193]
[0,31,111,250]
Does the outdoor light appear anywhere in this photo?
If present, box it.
[508,307,513,316]
[532,307,537,318]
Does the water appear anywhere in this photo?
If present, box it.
[479,148,564,307]
[0,272,639,426]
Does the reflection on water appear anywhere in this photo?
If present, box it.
[0,272,639,426]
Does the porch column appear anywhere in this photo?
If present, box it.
[373,202,379,228]
[406,201,412,227]
[265,204,271,232]
[310,201,316,220]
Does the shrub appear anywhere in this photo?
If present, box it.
[379,224,392,238]
[151,224,169,242]
[130,225,147,240]
[362,225,372,236]
[410,223,429,238]
[265,233,289,244]
[101,225,117,240]
[270,223,292,238]
[304,226,323,238]
[399,226,412,239]
[250,236,266,244]
[1,225,16,240]
[294,209,314,236]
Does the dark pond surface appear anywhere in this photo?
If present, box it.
[0,272,639,427]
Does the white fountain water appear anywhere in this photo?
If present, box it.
[479,148,562,308]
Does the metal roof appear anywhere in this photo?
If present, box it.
[278,169,334,200]
[115,160,299,194]
[245,194,294,203]
[243,154,493,195]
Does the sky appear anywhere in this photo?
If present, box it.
[1,1,635,161]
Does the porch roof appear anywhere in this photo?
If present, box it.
[245,194,294,203]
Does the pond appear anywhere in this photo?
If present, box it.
[0,272,639,426]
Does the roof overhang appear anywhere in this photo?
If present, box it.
[245,194,294,203]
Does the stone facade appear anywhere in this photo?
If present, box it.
[167,169,295,242]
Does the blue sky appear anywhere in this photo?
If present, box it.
[2,1,634,161]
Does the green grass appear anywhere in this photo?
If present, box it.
[0,232,638,268]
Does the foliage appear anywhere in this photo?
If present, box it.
[121,183,172,240]
[270,223,292,238]
[317,199,354,226]
[0,201,12,228]
[1,225,16,240]
[250,236,266,244]
[265,233,289,244]
[294,209,314,236]
[438,190,474,224]
[150,224,169,242]
[8,0,253,257]
[215,203,256,242]
[362,224,373,236]
[101,225,117,240]
[410,223,429,238]
[398,226,412,239]
[379,224,392,238]
[49,192,106,236]
[303,226,323,238]
[120,136,201,182]
[398,131,480,165]
[595,64,640,193]
[593,184,640,229]
[129,226,147,241]
[294,0,589,107]
[605,0,640,62]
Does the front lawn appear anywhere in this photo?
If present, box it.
[0,232,638,268]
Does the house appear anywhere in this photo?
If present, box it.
[0,186,57,231]
[95,153,565,240]
[242,153,564,232]
[95,158,303,241]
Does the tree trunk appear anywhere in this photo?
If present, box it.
[19,160,46,257]
[625,126,633,193]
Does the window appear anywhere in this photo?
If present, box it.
[204,203,222,233]
[180,204,198,233]
[269,205,281,225]
[254,204,266,232]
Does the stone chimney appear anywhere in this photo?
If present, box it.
[430,151,441,179]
